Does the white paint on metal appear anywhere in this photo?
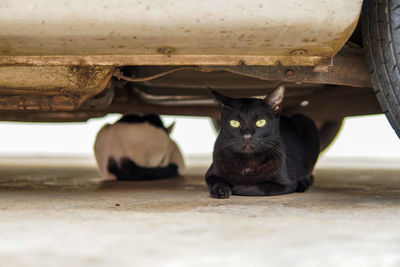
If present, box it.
[0,0,363,65]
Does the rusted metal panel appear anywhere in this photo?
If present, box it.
[107,86,381,121]
[0,95,75,111]
[0,55,331,67]
[0,0,362,66]
[204,48,371,88]
[0,85,381,122]
[0,111,108,122]
[0,66,113,111]
[113,48,371,88]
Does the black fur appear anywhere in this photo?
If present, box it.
[117,114,167,133]
[107,157,179,181]
[206,87,320,198]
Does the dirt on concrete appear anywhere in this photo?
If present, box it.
[0,156,399,267]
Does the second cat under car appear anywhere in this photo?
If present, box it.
[94,114,184,181]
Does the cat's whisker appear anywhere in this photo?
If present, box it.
[214,141,236,153]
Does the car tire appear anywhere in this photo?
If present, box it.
[362,0,400,138]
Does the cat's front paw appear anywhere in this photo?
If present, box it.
[296,175,314,192]
[210,182,232,199]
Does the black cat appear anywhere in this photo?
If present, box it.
[205,84,320,198]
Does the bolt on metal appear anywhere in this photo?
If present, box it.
[291,49,307,56]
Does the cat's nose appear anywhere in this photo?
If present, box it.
[243,134,252,140]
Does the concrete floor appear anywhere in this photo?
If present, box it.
[0,156,399,267]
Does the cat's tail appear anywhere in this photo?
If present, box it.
[107,157,179,181]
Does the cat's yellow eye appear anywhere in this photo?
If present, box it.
[229,120,240,128]
[256,119,266,127]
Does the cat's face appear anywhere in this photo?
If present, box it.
[212,84,285,154]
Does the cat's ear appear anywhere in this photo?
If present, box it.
[265,84,285,113]
[209,88,233,108]
[167,122,175,135]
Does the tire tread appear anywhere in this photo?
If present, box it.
[362,0,400,137]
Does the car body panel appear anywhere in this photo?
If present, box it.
[0,0,362,66]
[0,65,113,111]
[0,0,375,122]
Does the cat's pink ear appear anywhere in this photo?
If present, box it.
[265,84,285,113]
[167,122,175,135]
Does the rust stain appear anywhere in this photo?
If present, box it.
[157,47,176,56]
[0,54,332,66]
[0,65,113,111]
